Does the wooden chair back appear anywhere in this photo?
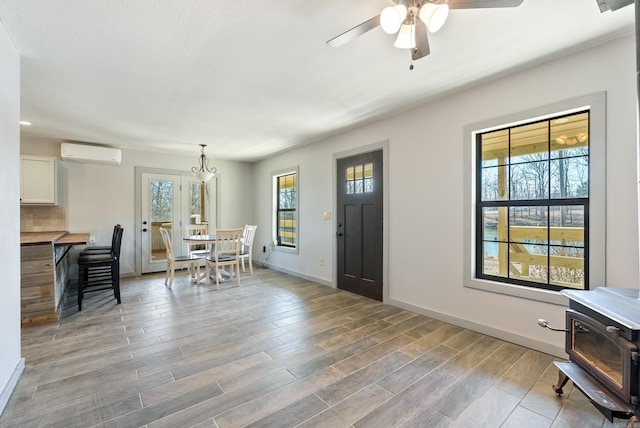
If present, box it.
[214,228,243,260]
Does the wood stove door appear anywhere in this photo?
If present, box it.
[566,309,639,403]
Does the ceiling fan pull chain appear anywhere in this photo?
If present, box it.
[409,23,415,70]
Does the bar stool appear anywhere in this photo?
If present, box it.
[77,226,123,311]
[80,224,121,255]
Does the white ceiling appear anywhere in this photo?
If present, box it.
[0,0,635,162]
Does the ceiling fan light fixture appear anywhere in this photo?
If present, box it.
[394,23,416,49]
[380,5,407,34]
[419,3,449,33]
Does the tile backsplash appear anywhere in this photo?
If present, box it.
[21,206,67,232]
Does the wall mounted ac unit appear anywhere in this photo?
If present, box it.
[60,142,122,166]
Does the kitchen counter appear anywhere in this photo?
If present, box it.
[21,231,90,246]
[20,231,89,325]
[20,231,66,245]
[20,231,89,245]
[56,232,90,246]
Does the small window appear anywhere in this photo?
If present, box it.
[274,169,298,249]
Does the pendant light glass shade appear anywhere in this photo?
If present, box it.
[192,170,215,183]
[419,3,449,33]
[394,24,415,49]
[380,5,407,34]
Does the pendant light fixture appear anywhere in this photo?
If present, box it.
[191,144,217,224]
[191,144,217,183]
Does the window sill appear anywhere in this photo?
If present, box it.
[274,245,298,255]
[464,277,568,306]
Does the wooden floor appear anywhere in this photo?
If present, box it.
[0,267,628,427]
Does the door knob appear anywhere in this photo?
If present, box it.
[336,232,343,237]
[142,228,148,232]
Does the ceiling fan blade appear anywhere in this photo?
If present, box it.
[412,20,430,61]
[326,15,380,47]
[448,0,524,9]
[595,0,634,12]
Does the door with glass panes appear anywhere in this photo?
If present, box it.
[141,172,215,273]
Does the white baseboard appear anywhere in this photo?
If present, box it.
[0,357,25,416]
[389,298,566,359]
[258,261,333,287]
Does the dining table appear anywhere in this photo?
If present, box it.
[183,234,232,284]
[183,234,217,249]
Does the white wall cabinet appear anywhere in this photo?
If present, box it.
[20,155,59,205]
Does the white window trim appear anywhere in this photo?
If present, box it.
[272,166,299,254]
[463,92,606,305]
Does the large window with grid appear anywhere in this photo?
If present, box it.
[275,170,297,248]
[477,111,589,291]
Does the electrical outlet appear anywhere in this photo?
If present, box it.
[89,236,96,244]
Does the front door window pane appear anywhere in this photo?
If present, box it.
[345,163,375,195]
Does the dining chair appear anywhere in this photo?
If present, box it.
[239,224,257,275]
[185,223,210,261]
[159,227,200,288]
[206,228,243,289]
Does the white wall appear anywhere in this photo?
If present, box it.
[20,139,254,276]
[253,34,639,357]
[0,22,23,415]
[253,141,337,281]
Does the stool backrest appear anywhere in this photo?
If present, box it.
[112,226,124,259]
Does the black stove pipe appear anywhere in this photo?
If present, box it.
[636,0,640,301]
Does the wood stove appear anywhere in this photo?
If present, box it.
[552,287,640,424]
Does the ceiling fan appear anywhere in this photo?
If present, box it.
[327,0,525,69]
[595,0,634,12]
